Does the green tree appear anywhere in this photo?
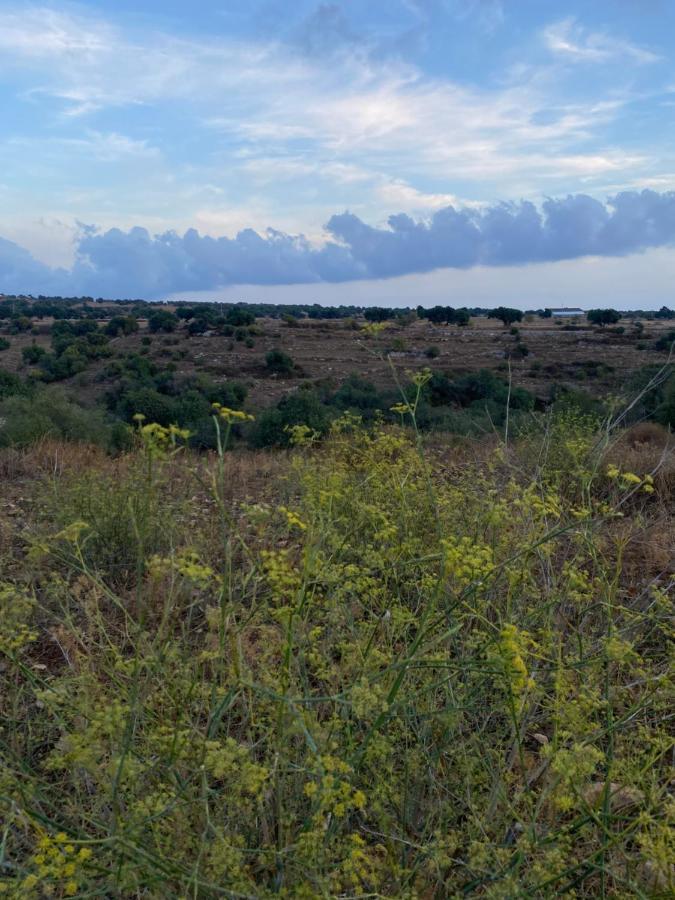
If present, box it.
[587,308,621,326]
[148,311,178,333]
[493,307,523,327]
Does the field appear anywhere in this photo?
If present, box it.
[0,301,674,897]
[2,311,673,411]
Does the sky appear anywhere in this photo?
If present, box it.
[1,0,675,307]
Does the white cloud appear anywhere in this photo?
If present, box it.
[67,131,161,162]
[543,18,660,65]
[0,6,640,184]
[0,3,666,248]
[374,179,465,211]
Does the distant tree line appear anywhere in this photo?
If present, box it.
[3,296,675,329]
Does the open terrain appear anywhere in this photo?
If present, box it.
[2,310,673,411]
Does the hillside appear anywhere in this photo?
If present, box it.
[1,300,674,454]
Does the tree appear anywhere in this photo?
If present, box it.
[148,311,178,333]
[226,308,255,327]
[188,318,209,335]
[418,306,471,326]
[105,315,138,337]
[493,307,523,327]
[587,309,621,327]
[364,307,396,323]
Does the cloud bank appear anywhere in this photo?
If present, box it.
[3,190,675,298]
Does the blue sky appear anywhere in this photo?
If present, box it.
[1,0,675,305]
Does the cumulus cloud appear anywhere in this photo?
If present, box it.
[3,190,675,298]
[325,191,675,276]
[0,236,68,294]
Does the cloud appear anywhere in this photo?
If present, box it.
[543,18,660,65]
[0,235,67,294]
[4,191,675,298]
[0,4,651,195]
[324,190,675,276]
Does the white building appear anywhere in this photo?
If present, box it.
[547,307,584,318]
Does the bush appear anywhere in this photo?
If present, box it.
[653,374,675,427]
[426,369,534,412]
[0,387,113,448]
[0,338,10,351]
[0,368,27,400]
[587,308,621,326]
[265,348,294,375]
[21,343,47,365]
[148,310,178,333]
[249,388,331,447]
[188,318,209,335]
[105,315,138,337]
[225,308,255,327]
[425,345,440,359]
[330,375,387,418]
[509,342,529,359]
[654,329,675,352]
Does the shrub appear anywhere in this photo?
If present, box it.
[46,454,185,583]
[105,315,138,337]
[0,337,10,351]
[425,345,440,359]
[21,343,47,365]
[426,369,534,412]
[265,348,294,375]
[0,368,27,400]
[389,337,406,352]
[330,374,387,417]
[587,308,621,326]
[148,310,178,333]
[188,318,209,335]
[249,388,330,447]
[654,329,675,352]
[0,387,113,448]
[225,307,255,327]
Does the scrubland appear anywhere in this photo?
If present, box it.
[0,386,673,898]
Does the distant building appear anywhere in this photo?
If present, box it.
[547,307,584,318]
